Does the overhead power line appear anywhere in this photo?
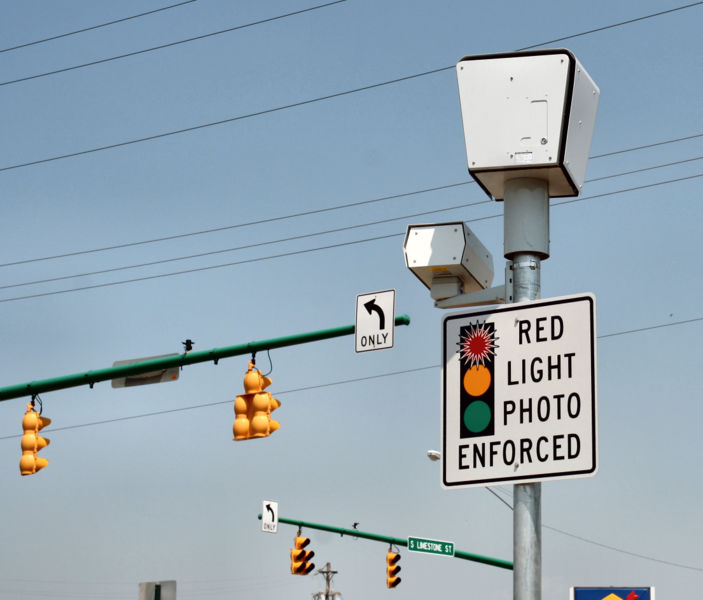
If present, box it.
[4,152,703,291]
[0,181,474,267]
[590,132,703,159]
[516,0,703,50]
[1,1,701,174]
[0,198,490,290]
[1,171,701,304]
[485,488,703,572]
[586,154,703,182]
[0,0,197,54]
[2,133,701,269]
[542,523,703,572]
[0,65,449,174]
[0,0,346,87]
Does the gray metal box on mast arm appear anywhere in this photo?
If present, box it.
[456,49,599,201]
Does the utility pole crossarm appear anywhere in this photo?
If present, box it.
[0,315,411,402]
[257,514,513,570]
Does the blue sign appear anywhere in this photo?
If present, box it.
[572,587,653,600]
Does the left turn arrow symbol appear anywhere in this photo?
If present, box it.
[364,299,386,330]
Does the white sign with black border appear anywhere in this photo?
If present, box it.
[261,500,278,534]
[442,293,597,488]
[355,290,395,353]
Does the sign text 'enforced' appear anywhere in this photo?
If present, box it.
[442,294,597,488]
[355,290,395,352]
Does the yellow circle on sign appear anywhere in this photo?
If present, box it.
[463,364,491,396]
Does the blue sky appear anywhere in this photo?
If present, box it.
[0,1,702,599]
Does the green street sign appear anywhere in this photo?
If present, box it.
[407,536,455,557]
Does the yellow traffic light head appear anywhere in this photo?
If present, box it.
[243,361,272,393]
[19,401,51,476]
[295,536,311,550]
[234,361,281,441]
[386,550,401,588]
[233,393,252,441]
[291,535,315,575]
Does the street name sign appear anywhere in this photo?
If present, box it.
[407,536,455,557]
[355,290,395,353]
[261,500,278,534]
[442,293,597,488]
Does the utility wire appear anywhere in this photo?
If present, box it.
[0,65,449,174]
[585,154,703,183]
[1,1,700,174]
[0,232,401,303]
[0,0,197,54]
[0,198,491,290]
[4,153,703,290]
[542,523,703,572]
[516,0,703,50]
[485,488,703,572]
[1,171,701,303]
[2,133,701,269]
[0,314,700,435]
[0,0,346,87]
[0,181,473,267]
[486,487,514,510]
[590,132,703,159]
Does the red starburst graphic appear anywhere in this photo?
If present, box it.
[458,322,498,367]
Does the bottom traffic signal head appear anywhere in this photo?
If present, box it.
[386,550,401,588]
[290,534,315,575]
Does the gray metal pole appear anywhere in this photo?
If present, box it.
[503,177,549,600]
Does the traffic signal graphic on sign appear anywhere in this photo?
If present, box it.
[458,321,498,439]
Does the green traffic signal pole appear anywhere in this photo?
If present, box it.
[0,315,411,402]
[258,514,513,571]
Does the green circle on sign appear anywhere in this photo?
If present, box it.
[464,401,491,433]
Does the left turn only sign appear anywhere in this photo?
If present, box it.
[261,500,278,534]
[356,290,395,353]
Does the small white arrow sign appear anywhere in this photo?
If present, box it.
[355,290,395,353]
[261,500,278,534]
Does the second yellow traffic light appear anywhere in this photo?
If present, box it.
[233,361,281,441]
[386,549,401,588]
[19,400,51,476]
[290,535,315,575]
